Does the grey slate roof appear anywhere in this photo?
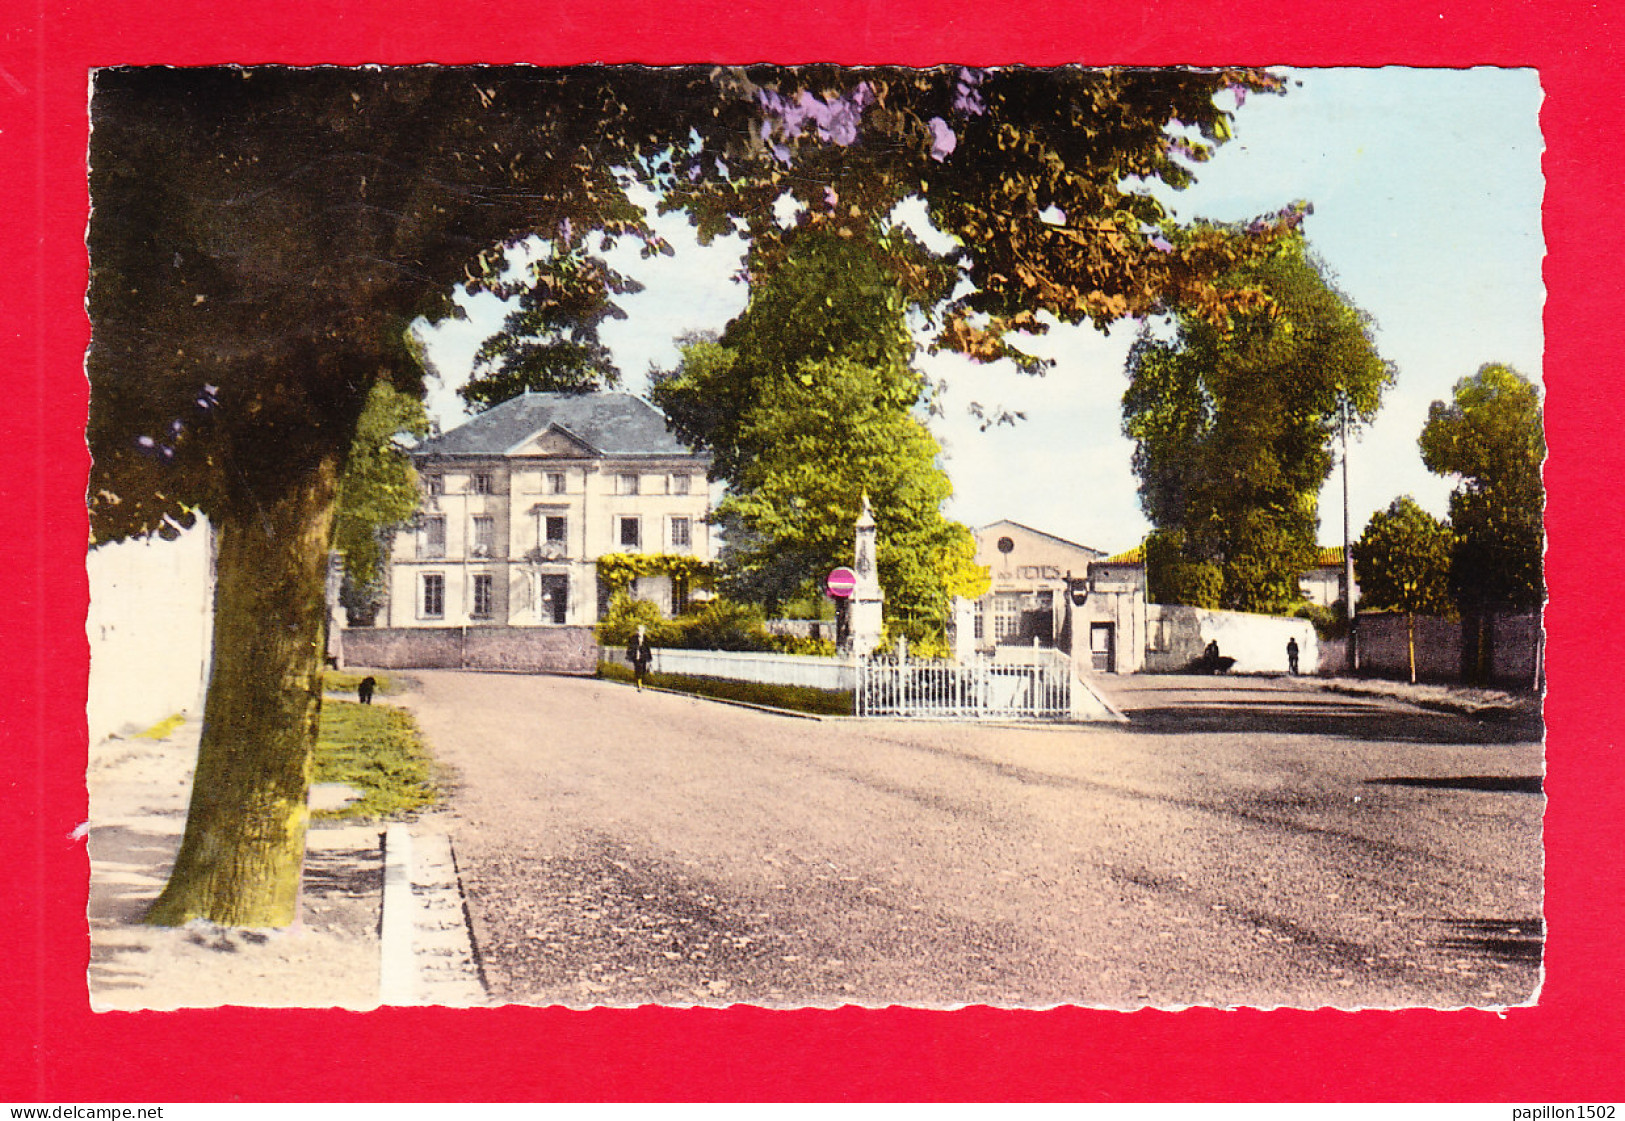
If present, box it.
[412,392,704,459]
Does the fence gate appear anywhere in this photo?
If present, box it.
[855,649,1073,720]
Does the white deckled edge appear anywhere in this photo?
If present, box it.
[378,823,417,1006]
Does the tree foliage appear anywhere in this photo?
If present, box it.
[1354,495,1455,684]
[656,65,1299,363]
[1419,363,1545,612]
[1354,496,1455,618]
[460,246,643,411]
[1123,232,1393,613]
[652,229,988,636]
[332,381,430,621]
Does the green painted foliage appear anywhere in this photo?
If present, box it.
[1124,232,1393,614]
[333,381,429,619]
[1353,496,1456,619]
[1419,363,1545,611]
[652,229,989,637]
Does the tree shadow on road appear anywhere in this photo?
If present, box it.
[1367,775,1544,794]
[1433,917,1544,964]
[1113,703,1542,746]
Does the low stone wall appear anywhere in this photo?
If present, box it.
[1143,605,1320,675]
[341,626,598,674]
[1356,610,1541,687]
[1355,614,1461,683]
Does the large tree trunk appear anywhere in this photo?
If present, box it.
[145,454,344,927]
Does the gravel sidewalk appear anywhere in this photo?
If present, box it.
[86,709,485,1010]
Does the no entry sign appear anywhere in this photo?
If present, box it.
[826,566,857,598]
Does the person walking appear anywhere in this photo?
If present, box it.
[1286,637,1300,676]
[627,625,654,692]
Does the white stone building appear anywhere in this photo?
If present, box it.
[383,392,713,629]
[969,520,1105,651]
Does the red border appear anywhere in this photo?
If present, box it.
[3,0,1619,1101]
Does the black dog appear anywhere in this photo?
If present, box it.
[357,675,376,705]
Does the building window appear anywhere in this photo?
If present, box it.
[672,577,691,615]
[471,515,494,557]
[472,472,494,495]
[544,515,568,547]
[670,473,691,495]
[669,516,691,551]
[597,577,613,620]
[992,593,1020,641]
[471,574,493,619]
[547,471,567,495]
[419,516,446,559]
[421,573,445,619]
[617,472,640,496]
[973,602,985,641]
[618,516,641,550]
[422,474,442,496]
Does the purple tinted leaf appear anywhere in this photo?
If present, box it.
[1149,235,1174,253]
[927,117,957,162]
[953,68,987,116]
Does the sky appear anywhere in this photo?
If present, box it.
[418,67,1545,555]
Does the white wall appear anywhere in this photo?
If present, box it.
[86,519,215,743]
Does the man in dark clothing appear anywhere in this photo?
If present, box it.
[627,626,653,692]
[358,675,376,705]
[1286,637,1300,675]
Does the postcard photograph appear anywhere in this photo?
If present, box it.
[83,63,1545,1013]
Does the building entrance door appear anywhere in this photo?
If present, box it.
[1089,622,1116,673]
[537,574,569,624]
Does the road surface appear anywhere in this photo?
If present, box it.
[397,670,1543,1009]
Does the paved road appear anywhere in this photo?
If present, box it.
[398,670,1543,1009]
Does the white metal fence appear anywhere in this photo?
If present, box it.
[856,649,1073,720]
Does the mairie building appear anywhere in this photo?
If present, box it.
[382,391,713,630]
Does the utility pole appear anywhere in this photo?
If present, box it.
[1342,394,1358,673]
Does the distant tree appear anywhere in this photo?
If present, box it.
[1354,496,1455,683]
[459,246,643,412]
[1419,363,1545,613]
[654,230,987,637]
[1142,530,1223,609]
[1123,231,1394,613]
[332,382,430,624]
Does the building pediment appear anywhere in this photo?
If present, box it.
[507,424,598,458]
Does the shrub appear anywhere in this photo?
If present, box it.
[595,592,678,648]
[671,597,776,651]
[769,633,839,657]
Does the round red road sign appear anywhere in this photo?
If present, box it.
[826,566,857,598]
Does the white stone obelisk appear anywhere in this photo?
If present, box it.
[850,493,884,656]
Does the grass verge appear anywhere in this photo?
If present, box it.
[597,660,852,716]
[321,669,398,697]
[313,698,439,820]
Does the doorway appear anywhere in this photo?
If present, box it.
[1089,622,1116,673]
[537,574,569,624]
